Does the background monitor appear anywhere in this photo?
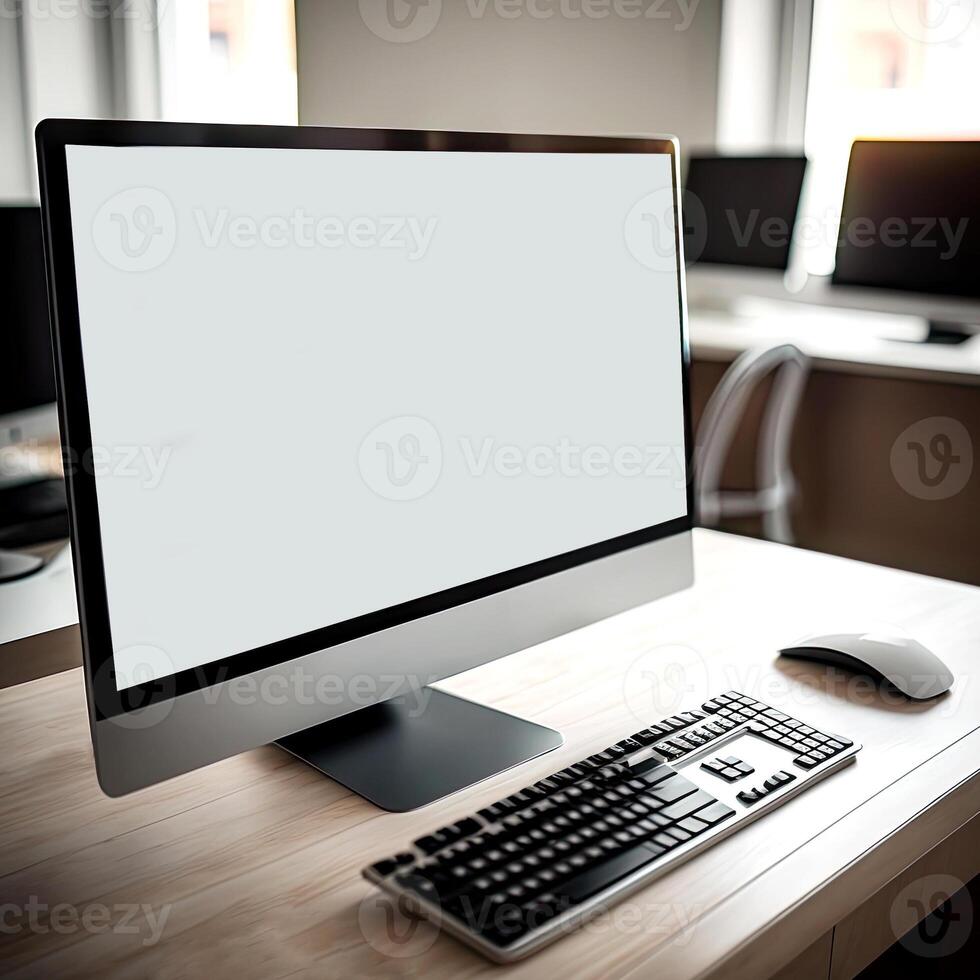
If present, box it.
[0,205,58,446]
[38,121,694,802]
[683,155,808,271]
[830,140,980,342]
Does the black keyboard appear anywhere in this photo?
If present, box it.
[363,690,860,962]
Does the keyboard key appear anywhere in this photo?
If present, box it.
[552,842,660,907]
[660,789,716,821]
[631,729,658,745]
[648,774,699,804]
[368,852,415,877]
[630,759,673,784]
[677,816,708,834]
[764,709,790,722]
[616,738,644,754]
[694,801,735,825]
[477,805,504,823]
[795,755,821,770]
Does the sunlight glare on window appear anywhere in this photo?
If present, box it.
[801,0,980,275]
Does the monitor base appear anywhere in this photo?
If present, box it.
[923,320,973,345]
[0,549,45,583]
[275,687,563,811]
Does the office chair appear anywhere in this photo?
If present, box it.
[695,343,810,545]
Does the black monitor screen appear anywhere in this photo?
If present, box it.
[0,205,55,418]
[833,140,980,299]
[683,155,807,270]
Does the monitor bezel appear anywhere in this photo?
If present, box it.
[36,119,693,722]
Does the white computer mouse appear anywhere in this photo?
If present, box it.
[779,632,954,700]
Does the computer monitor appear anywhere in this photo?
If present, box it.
[682,155,808,309]
[829,140,980,343]
[36,120,693,807]
[0,204,59,448]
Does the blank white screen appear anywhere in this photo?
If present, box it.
[65,144,687,689]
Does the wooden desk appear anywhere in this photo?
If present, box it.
[1,530,978,979]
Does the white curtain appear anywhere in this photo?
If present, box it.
[0,0,161,200]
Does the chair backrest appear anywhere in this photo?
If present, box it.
[695,344,810,543]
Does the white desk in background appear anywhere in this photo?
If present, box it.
[0,543,79,689]
[689,301,980,386]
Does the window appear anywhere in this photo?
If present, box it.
[800,0,980,275]
[159,0,297,126]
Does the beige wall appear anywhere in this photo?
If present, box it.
[296,0,722,150]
